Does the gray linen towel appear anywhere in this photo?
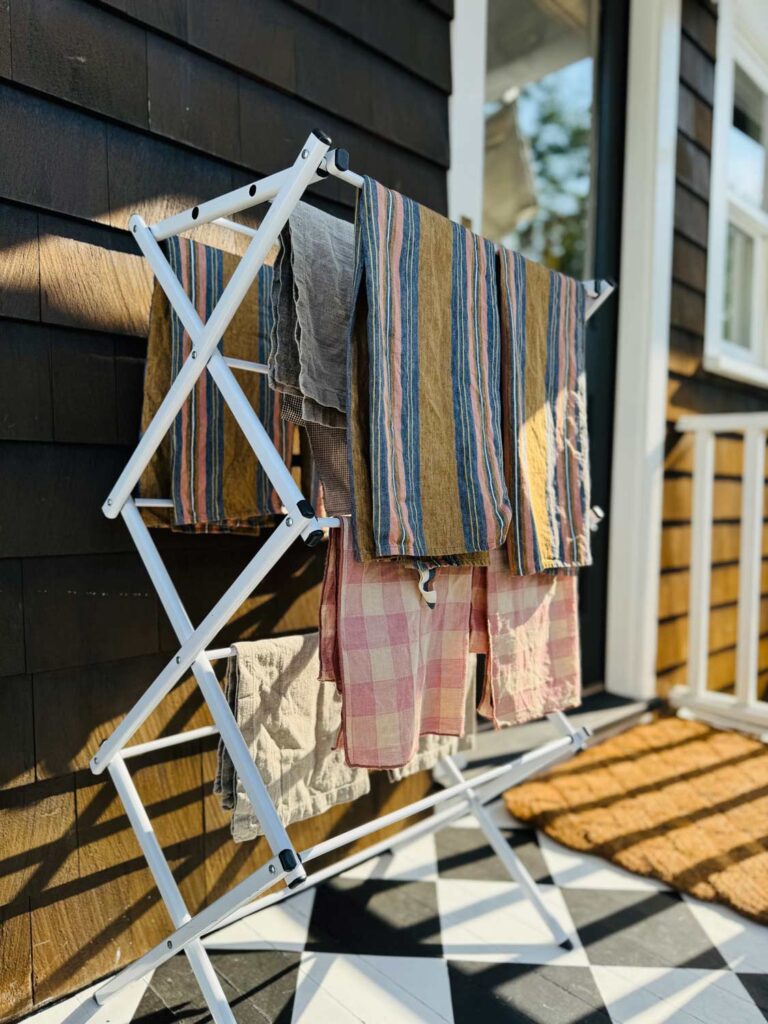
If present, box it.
[269,202,354,427]
[282,393,351,516]
[214,633,369,842]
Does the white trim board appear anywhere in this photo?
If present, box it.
[447,0,488,231]
[604,0,682,700]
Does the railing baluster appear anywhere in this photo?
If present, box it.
[735,428,765,708]
[688,430,715,700]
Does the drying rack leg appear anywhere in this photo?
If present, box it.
[109,757,237,1024]
[439,754,571,948]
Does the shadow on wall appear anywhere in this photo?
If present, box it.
[0,142,341,1016]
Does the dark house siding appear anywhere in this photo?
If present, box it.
[658,0,768,698]
[0,1,452,1016]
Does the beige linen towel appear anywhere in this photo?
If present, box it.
[214,633,370,842]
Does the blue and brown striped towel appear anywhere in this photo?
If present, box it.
[139,237,294,532]
[348,177,512,566]
[497,246,592,573]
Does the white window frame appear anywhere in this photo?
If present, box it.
[704,0,768,388]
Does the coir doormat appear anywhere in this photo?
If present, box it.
[504,717,768,923]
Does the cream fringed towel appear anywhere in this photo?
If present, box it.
[214,633,370,842]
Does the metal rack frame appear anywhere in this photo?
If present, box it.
[66,132,614,1024]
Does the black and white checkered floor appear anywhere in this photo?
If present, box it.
[28,800,768,1024]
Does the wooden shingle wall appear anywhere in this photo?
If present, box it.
[0,1,451,1017]
[658,0,768,698]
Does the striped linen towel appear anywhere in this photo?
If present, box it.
[348,176,512,566]
[498,246,591,572]
[476,550,581,727]
[139,237,294,532]
[319,517,473,770]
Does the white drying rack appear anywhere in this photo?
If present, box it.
[68,132,616,1024]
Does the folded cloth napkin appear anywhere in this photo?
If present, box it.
[139,237,293,532]
[270,201,355,428]
[348,177,512,566]
[475,550,582,727]
[497,246,591,573]
[214,633,370,841]
[319,517,473,770]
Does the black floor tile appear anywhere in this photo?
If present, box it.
[562,889,728,969]
[435,826,552,884]
[144,950,300,1024]
[738,974,768,1021]
[448,960,611,1024]
[306,877,443,957]
[133,984,178,1024]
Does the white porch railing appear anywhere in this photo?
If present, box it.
[670,411,768,734]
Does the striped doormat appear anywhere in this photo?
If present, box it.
[504,716,768,923]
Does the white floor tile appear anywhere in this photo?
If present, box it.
[340,833,440,883]
[20,976,151,1024]
[681,897,768,974]
[537,833,671,892]
[292,952,454,1024]
[436,878,586,965]
[592,966,766,1024]
[204,889,315,952]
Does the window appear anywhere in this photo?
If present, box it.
[705,0,768,386]
[481,0,597,278]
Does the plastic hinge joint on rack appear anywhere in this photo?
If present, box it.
[66,132,616,1024]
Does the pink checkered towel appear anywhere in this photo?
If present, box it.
[319,517,473,769]
[319,521,581,768]
[477,550,581,727]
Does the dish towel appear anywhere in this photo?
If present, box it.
[214,633,370,841]
[348,176,512,566]
[474,549,582,727]
[497,246,591,572]
[319,520,580,767]
[139,237,293,532]
[386,654,478,782]
[281,393,351,517]
[319,517,473,770]
[270,201,355,428]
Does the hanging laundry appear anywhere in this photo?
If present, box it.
[214,633,370,841]
[497,246,592,573]
[347,177,512,567]
[386,655,478,782]
[281,393,350,517]
[139,237,292,532]
[270,201,355,428]
[319,517,474,769]
[319,519,581,769]
[476,550,581,726]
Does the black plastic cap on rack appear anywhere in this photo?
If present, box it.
[279,849,298,872]
[559,939,574,951]
[297,499,315,519]
[304,529,324,548]
[312,128,333,145]
[334,148,350,172]
[280,849,306,889]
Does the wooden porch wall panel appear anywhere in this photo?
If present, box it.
[9,0,449,169]
[287,0,452,91]
[658,0,768,699]
[0,1,451,1016]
